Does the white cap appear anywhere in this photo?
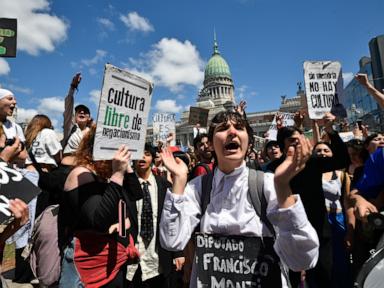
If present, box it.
[0,89,14,100]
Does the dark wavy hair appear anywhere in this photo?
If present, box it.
[74,124,112,180]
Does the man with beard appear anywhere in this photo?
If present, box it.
[126,143,184,288]
[191,133,214,178]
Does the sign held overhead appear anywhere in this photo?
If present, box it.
[93,64,153,160]
[304,61,346,119]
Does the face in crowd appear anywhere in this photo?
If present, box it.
[135,149,153,173]
[0,93,16,118]
[75,107,91,129]
[266,142,282,161]
[365,133,384,154]
[314,143,333,158]
[209,111,253,172]
[196,136,212,162]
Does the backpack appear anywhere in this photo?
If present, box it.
[188,162,212,182]
[22,204,61,286]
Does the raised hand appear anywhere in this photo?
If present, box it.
[274,135,312,207]
[355,73,371,88]
[161,148,188,195]
[160,148,188,179]
[112,145,131,177]
[323,112,336,133]
[9,198,29,229]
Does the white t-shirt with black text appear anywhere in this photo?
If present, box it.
[27,128,62,166]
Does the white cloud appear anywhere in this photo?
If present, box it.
[127,38,204,92]
[343,72,354,87]
[16,107,38,123]
[155,99,183,113]
[0,59,10,75]
[0,0,68,55]
[120,12,154,33]
[38,97,64,114]
[97,18,115,30]
[6,84,32,95]
[89,89,101,106]
[81,50,107,67]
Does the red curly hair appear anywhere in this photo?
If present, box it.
[75,124,112,180]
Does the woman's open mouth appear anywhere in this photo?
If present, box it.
[224,142,240,152]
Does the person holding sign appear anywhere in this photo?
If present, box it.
[59,125,141,287]
[159,110,319,288]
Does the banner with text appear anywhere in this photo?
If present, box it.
[195,233,282,288]
[267,113,295,140]
[304,61,346,119]
[152,113,176,146]
[0,162,41,225]
[188,107,209,127]
[0,18,17,57]
[93,64,153,160]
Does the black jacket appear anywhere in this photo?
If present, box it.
[126,173,183,277]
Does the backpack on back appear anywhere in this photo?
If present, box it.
[23,204,61,286]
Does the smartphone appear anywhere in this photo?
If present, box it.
[357,120,363,130]
[118,200,127,238]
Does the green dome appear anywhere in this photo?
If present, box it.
[204,40,231,80]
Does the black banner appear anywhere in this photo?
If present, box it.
[0,162,41,224]
[0,18,17,57]
[195,233,282,287]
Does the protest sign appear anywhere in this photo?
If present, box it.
[93,64,153,160]
[266,113,295,140]
[0,162,41,225]
[0,18,17,57]
[195,233,281,287]
[152,113,176,146]
[188,107,209,127]
[339,131,356,142]
[304,61,346,119]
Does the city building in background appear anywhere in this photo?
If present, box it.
[341,57,382,130]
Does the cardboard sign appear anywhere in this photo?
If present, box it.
[304,61,346,119]
[195,233,281,287]
[0,18,17,57]
[188,107,209,127]
[266,113,295,140]
[339,132,356,142]
[0,162,41,225]
[152,113,176,146]
[93,64,153,160]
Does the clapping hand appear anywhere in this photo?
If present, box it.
[161,148,188,195]
[274,135,312,207]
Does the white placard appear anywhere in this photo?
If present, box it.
[93,64,153,160]
[267,113,295,140]
[152,113,176,146]
[304,61,344,119]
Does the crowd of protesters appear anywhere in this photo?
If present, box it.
[0,72,382,288]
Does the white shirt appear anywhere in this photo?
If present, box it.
[25,128,62,166]
[2,120,25,142]
[127,173,160,281]
[160,162,319,288]
[63,125,89,155]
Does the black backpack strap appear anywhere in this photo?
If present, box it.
[27,146,43,174]
[200,172,214,216]
[248,169,276,238]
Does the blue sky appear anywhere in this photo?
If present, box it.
[0,0,383,131]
